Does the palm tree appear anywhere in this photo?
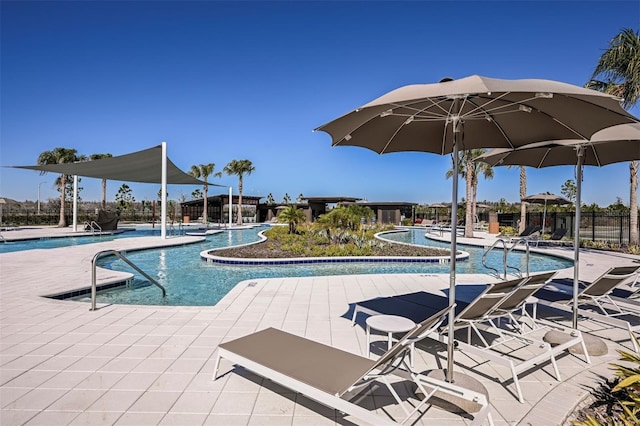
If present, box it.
[278,205,306,234]
[587,28,640,245]
[37,147,81,227]
[505,166,527,233]
[223,159,255,225]
[189,163,222,225]
[469,149,494,229]
[89,153,112,209]
[447,150,493,237]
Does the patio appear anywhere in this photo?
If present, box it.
[1,227,638,425]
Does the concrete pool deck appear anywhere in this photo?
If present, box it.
[1,225,639,425]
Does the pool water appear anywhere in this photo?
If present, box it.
[0,228,172,253]
[87,227,572,307]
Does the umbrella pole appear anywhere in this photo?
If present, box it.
[542,200,547,235]
[446,115,461,383]
[573,147,585,329]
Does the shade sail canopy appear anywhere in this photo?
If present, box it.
[11,145,224,186]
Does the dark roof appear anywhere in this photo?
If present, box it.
[303,196,361,203]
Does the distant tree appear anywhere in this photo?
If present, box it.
[608,197,629,212]
[587,28,640,245]
[191,189,203,200]
[561,179,577,205]
[189,163,222,224]
[266,193,275,205]
[115,184,135,215]
[37,147,82,227]
[89,153,112,209]
[224,159,255,225]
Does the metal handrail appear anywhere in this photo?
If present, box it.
[481,237,531,280]
[84,221,102,234]
[91,249,166,311]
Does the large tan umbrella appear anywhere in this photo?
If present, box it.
[522,192,572,235]
[315,75,637,382]
[476,122,640,328]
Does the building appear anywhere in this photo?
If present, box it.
[180,194,261,223]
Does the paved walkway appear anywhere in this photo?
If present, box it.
[1,226,639,425]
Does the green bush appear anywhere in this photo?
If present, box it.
[573,337,640,425]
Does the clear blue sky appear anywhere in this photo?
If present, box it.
[1,1,639,207]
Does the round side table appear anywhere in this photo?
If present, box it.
[365,314,417,366]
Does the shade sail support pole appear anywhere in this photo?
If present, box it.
[446,111,461,383]
[161,142,168,239]
[572,146,584,329]
[73,175,78,232]
[229,187,233,228]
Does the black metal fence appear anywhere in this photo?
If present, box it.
[496,211,637,246]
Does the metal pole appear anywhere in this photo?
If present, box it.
[72,175,78,232]
[446,111,461,383]
[37,181,46,215]
[572,146,584,329]
[161,142,168,239]
[229,186,233,228]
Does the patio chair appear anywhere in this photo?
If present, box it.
[535,265,640,351]
[350,274,589,403]
[213,306,493,426]
[531,228,568,247]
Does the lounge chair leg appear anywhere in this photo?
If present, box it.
[212,353,222,380]
[510,364,524,404]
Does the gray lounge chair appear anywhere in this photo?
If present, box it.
[536,265,640,351]
[213,306,493,425]
[350,274,590,403]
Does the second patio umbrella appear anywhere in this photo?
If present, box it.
[476,122,640,328]
[522,192,572,235]
[315,75,636,381]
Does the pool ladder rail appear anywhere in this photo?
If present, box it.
[84,221,102,234]
[482,237,531,280]
[90,249,166,311]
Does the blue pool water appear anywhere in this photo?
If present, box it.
[0,228,167,253]
[84,227,572,307]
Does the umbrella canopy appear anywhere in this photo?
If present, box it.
[476,122,640,328]
[315,75,637,381]
[522,192,571,235]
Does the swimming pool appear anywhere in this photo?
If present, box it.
[85,227,572,307]
[0,228,173,253]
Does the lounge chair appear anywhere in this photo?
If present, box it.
[350,274,589,403]
[213,306,493,426]
[531,228,568,247]
[535,265,640,351]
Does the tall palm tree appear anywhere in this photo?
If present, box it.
[223,159,255,225]
[89,153,112,209]
[447,149,493,237]
[446,150,471,235]
[469,149,494,228]
[587,28,640,245]
[506,166,528,233]
[37,147,81,227]
[189,163,222,225]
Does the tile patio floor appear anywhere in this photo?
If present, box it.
[1,226,639,425]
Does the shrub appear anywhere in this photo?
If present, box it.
[573,337,640,425]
